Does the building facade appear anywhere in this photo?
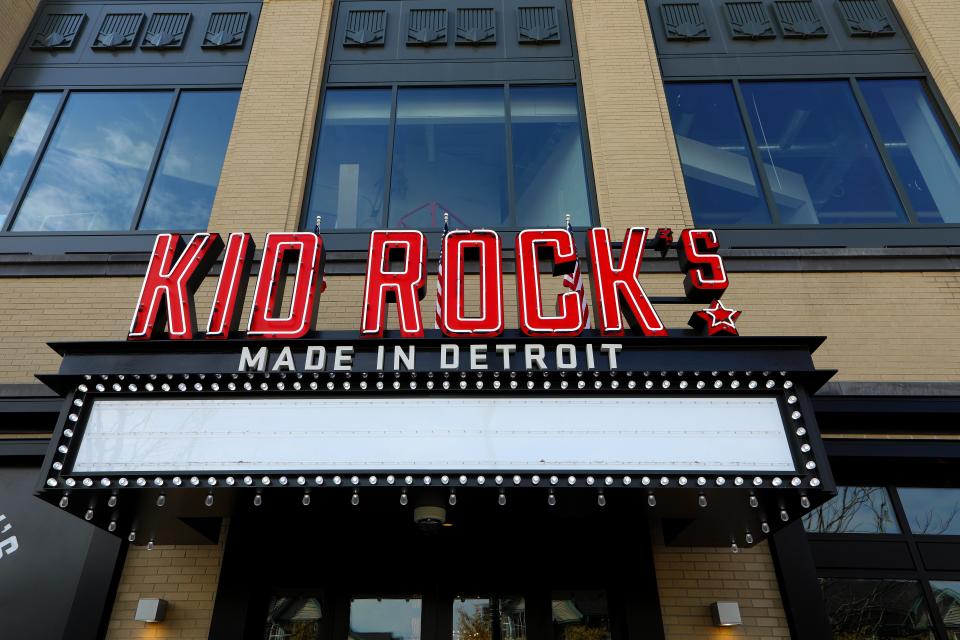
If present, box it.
[0,0,958,638]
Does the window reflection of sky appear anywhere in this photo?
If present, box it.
[139,90,240,230]
[349,598,422,640]
[13,92,172,231]
[0,93,58,227]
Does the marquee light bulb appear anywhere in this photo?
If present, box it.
[547,491,556,507]
[400,490,408,506]
[597,491,606,507]
[449,490,457,506]
[698,494,708,508]
[647,494,656,507]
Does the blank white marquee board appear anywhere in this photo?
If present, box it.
[71,397,797,473]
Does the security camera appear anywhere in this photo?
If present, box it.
[413,505,446,535]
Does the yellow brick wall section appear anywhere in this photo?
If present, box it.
[571,0,693,236]
[104,522,228,639]
[655,543,790,640]
[893,0,960,124]
[206,0,333,237]
[0,270,957,383]
[0,0,37,76]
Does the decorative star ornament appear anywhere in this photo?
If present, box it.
[689,299,741,336]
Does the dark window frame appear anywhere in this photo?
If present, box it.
[805,482,960,639]
[0,84,242,236]
[298,80,599,234]
[667,73,960,232]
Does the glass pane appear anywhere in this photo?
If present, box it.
[741,80,907,225]
[350,597,421,640]
[665,82,772,225]
[820,579,935,640]
[265,595,323,640]
[552,591,611,640]
[802,486,901,534]
[388,87,508,229]
[12,91,172,231]
[511,86,591,227]
[930,581,960,640]
[897,488,960,535]
[307,89,391,230]
[860,79,960,223]
[139,90,240,230]
[452,597,526,640]
[0,92,59,227]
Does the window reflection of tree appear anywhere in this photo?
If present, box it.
[454,598,525,640]
[905,493,960,535]
[804,486,897,534]
[822,579,934,640]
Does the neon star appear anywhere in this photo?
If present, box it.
[689,299,741,336]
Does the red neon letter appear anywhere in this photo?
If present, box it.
[128,233,223,340]
[587,227,667,337]
[247,232,325,339]
[205,232,255,339]
[678,229,728,302]
[439,230,504,337]
[361,230,427,338]
[516,229,584,337]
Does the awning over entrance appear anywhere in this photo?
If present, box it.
[35,333,836,548]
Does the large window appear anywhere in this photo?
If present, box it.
[666,79,960,227]
[305,85,593,231]
[805,484,960,639]
[0,89,239,233]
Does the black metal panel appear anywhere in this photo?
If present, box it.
[407,8,447,46]
[344,8,387,47]
[769,521,834,640]
[91,12,143,50]
[725,2,775,39]
[141,12,191,49]
[456,7,496,45]
[661,2,710,40]
[810,539,915,569]
[202,11,250,49]
[837,0,894,37]
[30,12,86,50]
[647,0,920,79]
[917,542,960,572]
[517,6,560,44]
[773,0,827,38]
[328,0,575,84]
[7,1,261,89]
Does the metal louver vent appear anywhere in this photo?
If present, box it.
[407,9,447,46]
[725,2,775,39]
[141,13,191,49]
[518,7,560,44]
[92,13,143,49]
[202,12,250,48]
[773,1,827,38]
[344,9,386,47]
[661,3,709,41]
[456,8,496,45]
[838,0,894,37]
[30,13,86,50]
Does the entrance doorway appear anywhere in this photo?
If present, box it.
[208,489,665,640]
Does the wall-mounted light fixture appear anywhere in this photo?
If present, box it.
[710,601,742,627]
[135,598,167,623]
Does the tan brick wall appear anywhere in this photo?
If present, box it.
[104,522,228,639]
[571,0,693,236]
[0,0,36,77]
[206,0,333,237]
[655,543,790,639]
[893,0,960,124]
